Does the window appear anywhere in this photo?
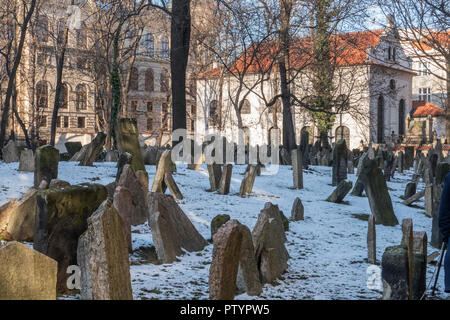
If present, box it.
[130,101,138,113]
[147,117,153,132]
[161,36,169,58]
[390,79,396,90]
[147,102,153,112]
[336,94,349,112]
[63,116,69,128]
[36,81,48,109]
[419,62,430,76]
[335,126,350,144]
[377,95,384,143]
[39,116,47,128]
[56,116,61,128]
[37,16,49,43]
[419,88,431,102]
[162,103,170,129]
[240,99,251,114]
[145,68,154,92]
[77,117,85,128]
[387,46,396,61]
[76,28,87,48]
[59,83,68,109]
[144,33,154,57]
[160,70,168,92]
[75,84,87,110]
[130,67,139,91]
[209,100,219,126]
[399,99,405,135]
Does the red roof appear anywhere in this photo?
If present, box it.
[411,31,450,51]
[412,101,445,117]
[196,30,385,79]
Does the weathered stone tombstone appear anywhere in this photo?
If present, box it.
[252,203,289,284]
[18,149,35,172]
[143,146,158,165]
[219,164,233,195]
[0,241,58,300]
[151,150,183,199]
[65,142,82,158]
[382,245,410,300]
[424,168,434,218]
[113,186,133,252]
[34,184,107,293]
[3,140,19,163]
[78,200,133,300]
[211,214,230,239]
[239,165,258,197]
[383,150,395,181]
[411,231,427,300]
[207,163,222,191]
[431,162,450,248]
[147,192,208,263]
[117,118,147,174]
[404,146,415,170]
[34,145,59,188]
[367,214,376,264]
[79,132,106,166]
[403,182,417,200]
[401,218,414,300]
[347,150,355,174]
[332,140,348,186]
[326,180,352,203]
[209,220,262,300]
[291,197,304,221]
[291,149,304,189]
[118,164,148,225]
[402,189,425,206]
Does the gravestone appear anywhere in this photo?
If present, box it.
[3,140,19,163]
[219,164,233,195]
[113,186,133,252]
[147,192,208,263]
[403,182,417,200]
[118,164,148,226]
[79,132,106,166]
[291,149,304,189]
[0,241,57,300]
[34,184,107,293]
[208,163,222,191]
[397,151,404,174]
[209,220,262,300]
[332,140,348,186]
[18,149,35,172]
[404,146,414,169]
[80,200,133,300]
[382,245,409,300]
[411,231,427,300]
[401,218,414,299]
[424,168,434,218]
[117,118,146,174]
[384,151,395,181]
[402,190,425,206]
[65,142,82,158]
[367,214,376,264]
[326,180,352,203]
[143,147,158,165]
[239,165,258,197]
[151,150,171,193]
[291,198,304,221]
[77,232,92,300]
[34,145,59,188]
[211,214,230,239]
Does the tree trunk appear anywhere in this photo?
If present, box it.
[109,23,123,150]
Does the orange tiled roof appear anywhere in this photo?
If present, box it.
[412,101,445,117]
[196,30,385,79]
[411,31,450,51]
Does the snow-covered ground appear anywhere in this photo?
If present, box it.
[0,160,447,300]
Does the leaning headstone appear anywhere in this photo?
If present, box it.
[2,140,19,163]
[402,189,425,206]
[0,188,37,241]
[34,184,107,293]
[219,164,233,195]
[252,203,289,284]
[211,214,231,239]
[367,214,376,264]
[79,132,107,166]
[34,145,59,188]
[239,165,258,197]
[151,150,171,193]
[326,180,352,203]
[403,182,417,200]
[332,140,348,186]
[117,118,146,174]
[0,241,57,300]
[18,149,35,172]
[209,220,262,300]
[291,149,303,189]
[65,142,82,158]
[113,186,133,252]
[291,198,304,221]
[164,172,184,200]
[118,164,148,226]
[382,245,409,300]
[81,200,133,300]
[208,163,222,191]
[147,192,208,263]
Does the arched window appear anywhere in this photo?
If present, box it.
[76,27,87,48]
[301,126,314,145]
[144,33,154,57]
[145,68,154,92]
[335,126,350,144]
[377,95,384,143]
[209,100,218,127]
[37,16,48,43]
[36,81,48,109]
[240,99,251,114]
[399,99,405,136]
[75,84,87,110]
[160,36,169,58]
[160,69,168,92]
[58,83,69,109]
[242,127,250,146]
[129,67,139,91]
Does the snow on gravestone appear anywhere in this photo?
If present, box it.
[209,220,262,300]
[0,241,57,300]
[252,203,289,284]
[77,200,133,300]
[147,192,208,263]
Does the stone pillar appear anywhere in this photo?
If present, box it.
[291,149,303,189]
[367,214,376,264]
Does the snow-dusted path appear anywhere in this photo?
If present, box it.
[0,161,446,300]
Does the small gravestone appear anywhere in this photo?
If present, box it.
[239,165,257,197]
[326,180,352,203]
[403,182,417,200]
[81,200,133,300]
[118,164,148,226]
[397,151,404,173]
[424,168,434,218]
[383,151,395,181]
[252,203,289,284]
[332,140,348,186]
[77,232,92,300]
[208,163,222,191]
[3,140,19,163]
[291,149,303,189]
[348,154,355,174]
[367,214,376,264]
[0,241,57,300]
[147,192,208,263]
[291,197,304,221]
[402,189,425,206]
[211,214,230,239]
[209,220,262,300]
[151,150,171,193]
[79,132,106,166]
[113,186,133,252]
[219,164,233,195]
[34,145,59,188]
[18,149,35,172]
[382,245,409,300]
[34,184,107,293]
[65,142,82,158]
[143,147,158,165]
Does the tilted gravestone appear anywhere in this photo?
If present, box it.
[79,132,107,167]
[78,200,133,300]
[34,145,59,188]
[209,220,262,300]
[403,182,417,200]
[0,241,57,300]
[34,184,107,293]
[219,164,233,195]
[147,192,208,263]
[117,118,146,174]
[326,180,352,203]
[113,186,133,252]
[239,165,258,197]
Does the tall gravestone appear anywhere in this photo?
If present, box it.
[367,214,376,264]
[332,140,348,186]
[291,149,303,189]
[34,145,59,188]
